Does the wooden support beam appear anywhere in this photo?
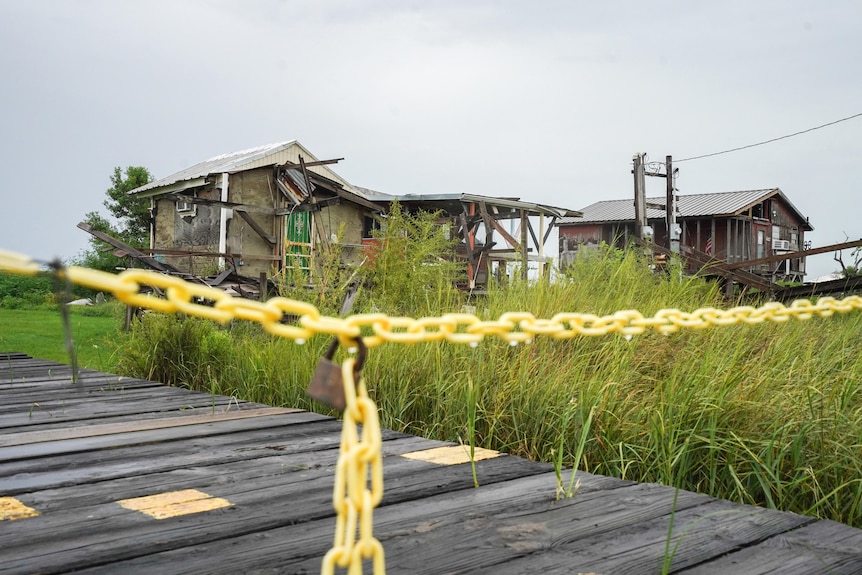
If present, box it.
[459,212,477,288]
[331,187,383,212]
[485,205,521,250]
[720,238,862,270]
[259,272,268,301]
[141,248,281,261]
[526,217,540,253]
[300,156,330,254]
[278,158,344,170]
[542,216,558,245]
[485,211,524,221]
[235,210,276,246]
[77,222,180,273]
[639,237,776,293]
[478,202,495,247]
[167,194,279,215]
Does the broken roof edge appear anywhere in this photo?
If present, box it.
[360,190,581,218]
[127,140,351,198]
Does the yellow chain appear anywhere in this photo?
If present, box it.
[3,247,862,575]
[2,250,860,347]
[321,357,385,575]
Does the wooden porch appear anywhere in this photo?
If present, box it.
[2,353,861,574]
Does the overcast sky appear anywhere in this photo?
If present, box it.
[1,0,859,280]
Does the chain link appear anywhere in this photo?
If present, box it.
[4,248,862,575]
[321,357,385,575]
[2,249,861,346]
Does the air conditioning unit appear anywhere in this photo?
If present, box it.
[176,198,195,214]
[773,239,791,251]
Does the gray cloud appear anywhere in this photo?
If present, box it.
[1,0,859,279]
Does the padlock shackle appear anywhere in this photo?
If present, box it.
[352,336,367,376]
[323,336,367,377]
[324,337,340,360]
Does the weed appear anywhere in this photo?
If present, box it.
[77,242,862,528]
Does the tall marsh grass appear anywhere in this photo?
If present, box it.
[112,246,862,528]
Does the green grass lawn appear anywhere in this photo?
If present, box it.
[0,307,122,370]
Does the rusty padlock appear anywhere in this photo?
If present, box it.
[307,338,346,411]
[307,337,366,411]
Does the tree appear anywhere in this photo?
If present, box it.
[833,233,862,278]
[77,166,153,272]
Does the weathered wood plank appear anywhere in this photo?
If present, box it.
[0,386,238,415]
[68,470,632,574]
[0,395,261,430]
[0,401,272,434]
[0,452,550,573]
[0,413,339,463]
[681,519,862,575]
[463,498,814,574]
[0,415,345,494]
[0,362,152,386]
[0,352,31,360]
[3,355,862,575]
[0,384,171,405]
[17,435,441,515]
[0,407,301,448]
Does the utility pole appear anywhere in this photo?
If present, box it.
[632,153,647,240]
[520,209,528,280]
[665,155,680,254]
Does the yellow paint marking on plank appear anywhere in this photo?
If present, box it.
[0,497,39,521]
[401,445,502,465]
[117,489,232,520]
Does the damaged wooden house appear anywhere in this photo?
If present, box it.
[125,140,581,293]
[362,190,581,289]
[125,140,378,294]
[556,188,814,284]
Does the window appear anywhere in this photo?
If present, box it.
[176,194,196,214]
[362,216,381,239]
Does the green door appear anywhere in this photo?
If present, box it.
[285,211,312,281]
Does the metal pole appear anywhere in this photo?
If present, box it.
[520,209,528,280]
[633,154,646,240]
[666,155,679,254]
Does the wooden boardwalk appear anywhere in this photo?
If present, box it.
[2,352,861,574]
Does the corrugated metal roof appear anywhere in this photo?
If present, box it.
[129,140,356,197]
[557,189,810,229]
[130,141,299,195]
[678,189,778,218]
[359,191,581,218]
[283,168,312,197]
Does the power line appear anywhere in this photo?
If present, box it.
[676,112,862,163]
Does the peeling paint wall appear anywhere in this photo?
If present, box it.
[149,166,374,279]
[227,168,280,278]
[319,202,370,266]
[152,183,222,276]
